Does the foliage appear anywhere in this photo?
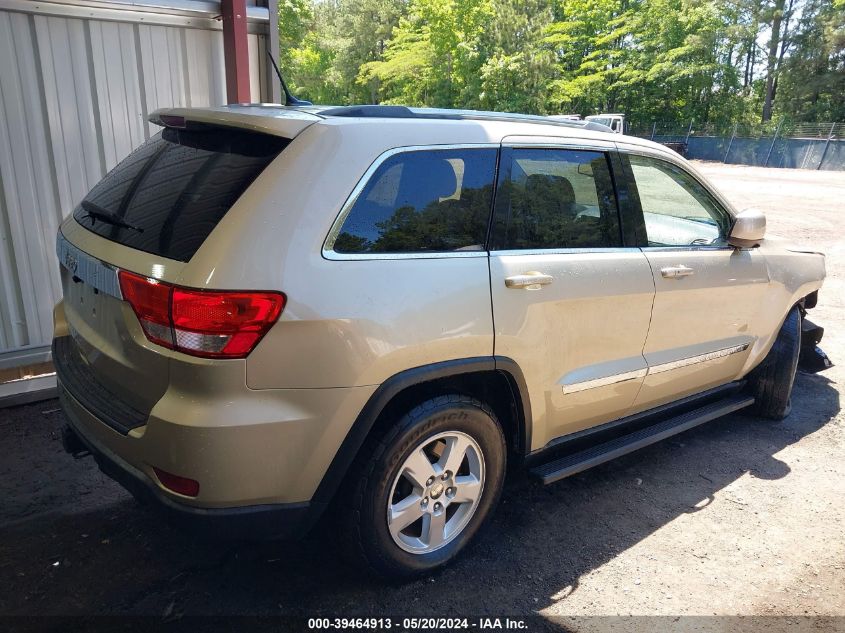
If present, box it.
[278,0,845,124]
[359,0,495,107]
[776,0,845,121]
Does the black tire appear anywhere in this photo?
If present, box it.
[337,394,507,580]
[748,306,802,420]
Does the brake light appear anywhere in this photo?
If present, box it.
[118,272,172,348]
[118,270,284,359]
[157,114,187,128]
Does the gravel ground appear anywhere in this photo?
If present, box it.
[1,162,843,625]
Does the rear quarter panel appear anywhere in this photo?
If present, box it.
[180,121,501,389]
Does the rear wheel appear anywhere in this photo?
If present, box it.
[338,395,506,579]
[748,306,802,420]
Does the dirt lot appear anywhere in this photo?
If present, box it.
[1,162,843,627]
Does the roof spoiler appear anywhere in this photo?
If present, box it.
[149,107,319,138]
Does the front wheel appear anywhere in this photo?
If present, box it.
[338,395,506,579]
[748,306,802,420]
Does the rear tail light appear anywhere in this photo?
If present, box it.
[118,273,172,348]
[118,270,285,359]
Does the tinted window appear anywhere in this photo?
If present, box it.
[73,128,287,262]
[627,154,731,247]
[332,148,497,254]
[490,148,621,250]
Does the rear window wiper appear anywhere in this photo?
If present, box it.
[80,200,144,233]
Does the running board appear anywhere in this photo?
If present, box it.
[530,394,755,485]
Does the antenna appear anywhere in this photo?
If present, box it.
[267,51,312,106]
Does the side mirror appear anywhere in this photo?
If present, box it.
[729,208,766,248]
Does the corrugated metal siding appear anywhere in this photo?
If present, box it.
[0,1,269,362]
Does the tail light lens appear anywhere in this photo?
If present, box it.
[118,270,285,359]
[118,273,172,348]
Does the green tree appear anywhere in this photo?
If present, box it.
[285,0,406,104]
[477,0,556,113]
[279,0,313,74]
[545,0,758,126]
[543,0,626,114]
[278,0,843,126]
[761,0,801,121]
[776,0,845,121]
[360,0,494,107]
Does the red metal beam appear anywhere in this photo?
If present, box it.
[221,0,250,104]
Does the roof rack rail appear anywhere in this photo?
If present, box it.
[318,105,612,132]
[319,105,455,119]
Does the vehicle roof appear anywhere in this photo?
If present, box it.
[149,103,669,155]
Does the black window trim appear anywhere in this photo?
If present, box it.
[616,148,736,252]
[487,143,631,255]
[322,143,501,261]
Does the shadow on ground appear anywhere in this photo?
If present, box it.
[0,371,838,622]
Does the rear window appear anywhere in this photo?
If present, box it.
[331,148,498,254]
[73,127,288,262]
[490,148,621,250]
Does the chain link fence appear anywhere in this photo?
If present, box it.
[630,121,845,171]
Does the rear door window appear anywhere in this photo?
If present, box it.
[490,148,622,250]
[330,148,498,254]
[73,127,288,262]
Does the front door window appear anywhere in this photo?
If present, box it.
[628,154,731,247]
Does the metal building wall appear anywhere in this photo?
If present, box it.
[0,0,273,369]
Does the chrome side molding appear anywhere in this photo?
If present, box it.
[562,368,648,394]
[561,343,751,394]
[648,343,750,375]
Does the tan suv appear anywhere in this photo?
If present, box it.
[54,104,828,579]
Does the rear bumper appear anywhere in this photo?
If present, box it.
[59,386,319,539]
[53,335,148,435]
[50,331,376,518]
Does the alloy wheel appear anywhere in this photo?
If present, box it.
[386,431,485,554]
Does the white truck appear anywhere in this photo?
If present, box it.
[585,113,626,134]
[548,113,627,134]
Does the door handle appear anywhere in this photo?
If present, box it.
[660,265,694,279]
[505,271,554,289]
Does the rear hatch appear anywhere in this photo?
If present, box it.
[57,107,317,426]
